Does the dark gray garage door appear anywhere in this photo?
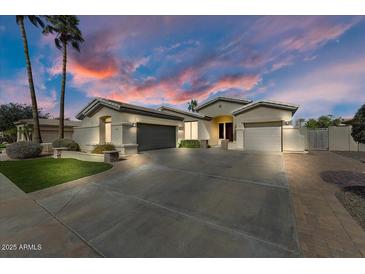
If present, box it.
[137,123,176,151]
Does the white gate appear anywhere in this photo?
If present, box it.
[308,128,329,151]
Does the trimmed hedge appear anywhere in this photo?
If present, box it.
[6,141,42,159]
[179,140,201,148]
[92,143,116,154]
[52,138,80,151]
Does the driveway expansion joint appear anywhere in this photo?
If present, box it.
[89,181,299,255]
[34,199,105,258]
[152,163,289,191]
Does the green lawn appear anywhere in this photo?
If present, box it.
[0,158,112,193]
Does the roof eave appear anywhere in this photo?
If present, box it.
[158,106,212,121]
[76,98,184,121]
[232,102,299,116]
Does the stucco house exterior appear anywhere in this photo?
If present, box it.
[15,119,81,143]
[74,98,184,154]
[74,97,305,154]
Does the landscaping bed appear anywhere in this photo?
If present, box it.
[179,140,201,148]
[336,186,365,230]
[0,143,6,152]
[0,157,112,193]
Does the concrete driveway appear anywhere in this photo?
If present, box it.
[18,149,299,257]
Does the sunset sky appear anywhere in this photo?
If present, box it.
[1,15,365,120]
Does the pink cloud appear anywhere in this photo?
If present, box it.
[70,67,261,106]
[279,21,356,52]
[46,16,362,112]
[270,56,365,117]
[225,16,362,72]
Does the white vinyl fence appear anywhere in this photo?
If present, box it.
[328,126,365,152]
[283,128,305,152]
[302,126,365,152]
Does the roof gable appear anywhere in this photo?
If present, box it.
[195,96,252,111]
[158,106,211,120]
[232,100,299,116]
[76,98,184,121]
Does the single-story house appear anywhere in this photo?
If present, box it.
[74,97,304,153]
[15,119,81,143]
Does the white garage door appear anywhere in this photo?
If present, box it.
[244,122,282,152]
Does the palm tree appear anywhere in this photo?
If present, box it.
[187,99,198,112]
[16,16,44,143]
[43,16,84,138]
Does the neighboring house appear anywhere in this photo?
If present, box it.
[15,119,81,143]
[74,96,303,153]
[341,117,354,125]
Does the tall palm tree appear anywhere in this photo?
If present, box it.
[16,16,44,143]
[43,16,84,138]
[187,99,198,112]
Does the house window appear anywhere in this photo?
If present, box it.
[184,121,198,140]
[105,118,112,143]
[100,116,112,144]
[219,123,224,139]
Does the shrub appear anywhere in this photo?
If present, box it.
[0,129,16,143]
[92,143,116,154]
[179,140,200,148]
[352,104,365,144]
[52,138,80,151]
[6,141,42,159]
[0,143,6,153]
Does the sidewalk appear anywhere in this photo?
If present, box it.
[0,173,99,257]
[284,151,365,257]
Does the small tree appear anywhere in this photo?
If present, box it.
[187,99,198,112]
[351,104,365,144]
[304,118,318,129]
[304,115,342,129]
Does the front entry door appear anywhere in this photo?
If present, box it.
[225,123,233,141]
